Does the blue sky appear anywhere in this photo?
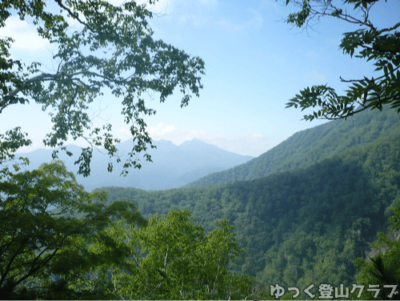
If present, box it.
[1,0,399,157]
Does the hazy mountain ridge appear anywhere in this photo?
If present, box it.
[185,105,400,187]
[11,139,253,192]
[96,127,400,285]
[62,105,400,288]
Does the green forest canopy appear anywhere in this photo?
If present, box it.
[97,124,400,296]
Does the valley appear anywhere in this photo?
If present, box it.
[87,105,400,293]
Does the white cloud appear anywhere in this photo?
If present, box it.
[0,17,50,52]
[60,0,174,30]
[216,9,264,33]
[178,14,208,28]
[106,0,172,12]
[204,133,275,157]
[216,20,242,32]
[307,51,320,61]
[247,9,263,30]
[16,122,276,157]
[327,37,342,47]
[304,70,326,81]
[118,123,275,157]
[134,0,174,15]
[172,0,217,27]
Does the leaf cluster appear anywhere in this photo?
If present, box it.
[94,210,255,300]
[283,0,400,120]
[0,160,146,299]
[0,0,205,176]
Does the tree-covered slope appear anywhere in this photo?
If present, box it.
[185,105,400,187]
[96,128,400,288]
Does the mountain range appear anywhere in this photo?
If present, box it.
[93,105,400,289]
[11,105,400,290]
[11,139,253,192]
[186,105,400,187]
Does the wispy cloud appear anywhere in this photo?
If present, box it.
[0,17,50,52]
[16,121,276,157]
[259,0,280,11]
[327,37,342,48]
[198,0,218,7]
[304,70,326,82]
[118,122,275,157]
[15,141,52,154]
[216,8,264,32]
[134,0,174,14]
[216,19,243,32]
[172,0,217,28]
[307,51,321,61]
[178,14,209,28]
[247,9,263,30]
[0,2,174,55]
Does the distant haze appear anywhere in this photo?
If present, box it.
[9,139,253,192]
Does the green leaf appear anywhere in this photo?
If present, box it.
[387,62,394,74]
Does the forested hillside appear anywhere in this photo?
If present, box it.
[2,0,399,298]
[97,127,400,288]
[186,105,400,187]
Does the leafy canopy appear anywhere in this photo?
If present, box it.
[1,161,256,299]
[354,201,400,300]
[0,0,205,176]
[0,160,147,299]
[0,1,208,298]
[283,0,400,121]
[87,210,255,300]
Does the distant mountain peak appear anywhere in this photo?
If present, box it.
[8,137,253,192]
[153,139,177,146]
[181,139,205,144]
[180,139,218,149]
